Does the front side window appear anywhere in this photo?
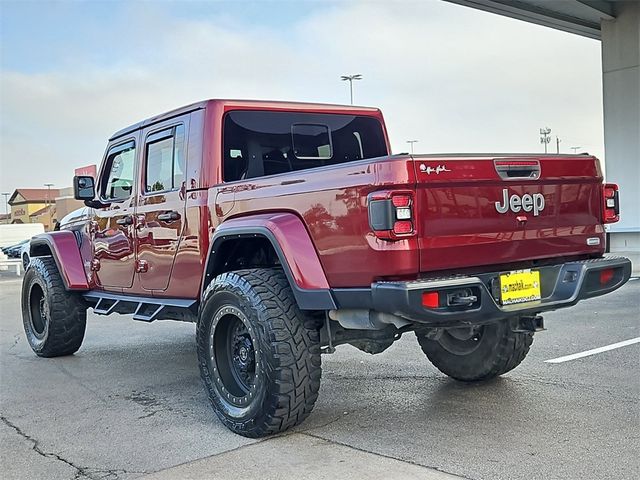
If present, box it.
[101,141,136,201]
[144,125,185,193]
[223,111,387,181]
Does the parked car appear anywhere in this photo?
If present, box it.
[20,242,31,270]
[21,99,631,438]
[0,223,44,248]
[2,239,30,258]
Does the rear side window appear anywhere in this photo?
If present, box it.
[223,111,387,181]
[101,141,136,201]
[144,125,185,193]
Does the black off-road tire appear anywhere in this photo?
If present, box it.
[21,257,87,357]
[416,320,533,382]
[197,268,321,437]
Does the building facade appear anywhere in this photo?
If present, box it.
[8,188,60,230]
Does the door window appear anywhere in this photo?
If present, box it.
[101,141,136,201]
[144,125,185,193]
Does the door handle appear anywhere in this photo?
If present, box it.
[116,215,133,226]
[135,215,146,230]
[157,211,181,222]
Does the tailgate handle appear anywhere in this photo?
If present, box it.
[494,160,540,180]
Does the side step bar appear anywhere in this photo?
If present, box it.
[82,291,197,322]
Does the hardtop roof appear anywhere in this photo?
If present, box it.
[109,99,382,141]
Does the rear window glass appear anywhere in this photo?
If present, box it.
[291,124,332,159]
[223,111,387,181]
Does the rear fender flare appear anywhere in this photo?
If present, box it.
[203,213,336,310]
[29,232,90,290]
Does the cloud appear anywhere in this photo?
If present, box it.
[0,0,604,192]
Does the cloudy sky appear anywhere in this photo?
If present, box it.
[0,0,604,193]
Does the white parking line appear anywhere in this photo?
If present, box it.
[545,337,640,364]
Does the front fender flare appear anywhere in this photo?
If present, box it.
[204,213,336,310]
[30,232,90,290]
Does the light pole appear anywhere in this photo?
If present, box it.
[555,136,561,154]
[539,127,551,154]
[2,192,10,217]
[340,74,362,105]
[44,183,54,208]
[570,146,582,154]
[406,140,419,154]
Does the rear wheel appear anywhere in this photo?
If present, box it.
[415,320,533,382]
[21,257,87,357]
[197,268,321,437]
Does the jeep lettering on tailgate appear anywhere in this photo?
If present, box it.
[495,188,545,216]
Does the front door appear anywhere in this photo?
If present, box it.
[93,138,139,289]
[135,120,188,291]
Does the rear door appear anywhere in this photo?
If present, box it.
[135,117,189,291]
[412,155,605,273]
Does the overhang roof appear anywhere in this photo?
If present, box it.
[444,0,617,39]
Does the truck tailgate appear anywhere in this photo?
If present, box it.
[412,155,605,272]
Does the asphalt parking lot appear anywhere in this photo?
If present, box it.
[1,273,639,480]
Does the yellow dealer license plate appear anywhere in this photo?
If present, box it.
[499,270,541,305]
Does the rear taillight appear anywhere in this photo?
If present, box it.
[602,183,620,224]
[368,190,415,240]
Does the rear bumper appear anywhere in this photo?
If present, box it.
[333,256,632,326]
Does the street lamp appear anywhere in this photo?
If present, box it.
[406,140,419,154]
[2,192,10,216]
[340,74,363,105]
[539,127,551,154]
[44,183,54,208]
[570,146,582,154]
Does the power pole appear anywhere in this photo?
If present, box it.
[406,140,419,154]
[540,127,551,154]
[556,136,561,154]
[340,74,363,105]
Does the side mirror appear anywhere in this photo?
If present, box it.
[73,175,106,208]
[73,175,95,200]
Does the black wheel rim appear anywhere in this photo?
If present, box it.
[208,305,258,407]
[29,283,47,338]
[437,326,485,355]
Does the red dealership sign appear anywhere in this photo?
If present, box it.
[75,165,97,178]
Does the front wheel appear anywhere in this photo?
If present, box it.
[197,268,321,437]
[415,320,533,382]
[21,257,87,357]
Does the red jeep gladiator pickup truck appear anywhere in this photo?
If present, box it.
[22,99,631,437]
